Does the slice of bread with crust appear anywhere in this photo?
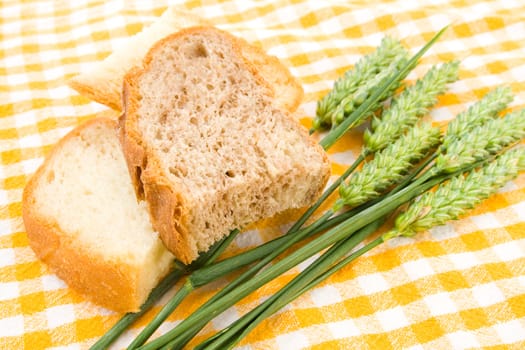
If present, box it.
[121,26,330,264]
[22,117,174,313]
[68,7,303,112]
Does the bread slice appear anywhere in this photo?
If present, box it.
[22,117,174,313]
[68,7,303,112]
[121,26,331,264]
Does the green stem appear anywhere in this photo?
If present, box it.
[190,152,367,287]
[89,267,186,350]
[126,231,241,349]
[199,219,385,350]
[90,230,239,350]
[287,152,366,233]
[189,210,333,311]
[127,282,193,349]
[131,158,371,349]
[319,26,448,150]
[198,154,437,349]
[137,175,444,350]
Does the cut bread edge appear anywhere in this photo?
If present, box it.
[121,26,330,264]
[22,117,174,313]
[68,7,303,112]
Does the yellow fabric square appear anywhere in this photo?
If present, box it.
[459,308,489,330]
[344,295,374,318]
[1,1,525,349]
[3,175,26,190]
[437,271,470,291]
[0,336,23,349]
[507,295,525,318]
[75,317,106,341]
[0,103,14,118]
[16,261,43,281]
[0,128,18,140]
[411,318,444,344]
[363,333,394,350]
[8,201,22,218]
[19,291,47,315]
[389,283,421,305]
[24,331,52,349]
[461,231,490,251]
[0,299,21,318]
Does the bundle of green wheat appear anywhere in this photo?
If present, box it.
[90,27,525,350]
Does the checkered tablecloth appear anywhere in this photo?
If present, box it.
[1,0,525,349]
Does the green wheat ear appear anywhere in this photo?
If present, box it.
[443,86,513,148]
[437,109,525,173]
[365,60,459,153]
[384,146,525,240]
[313,37,408,131]
[336,123,441,210]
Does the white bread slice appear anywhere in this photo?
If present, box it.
[121,26,331,264]
[22,117,174,313]
[68,7,303,112]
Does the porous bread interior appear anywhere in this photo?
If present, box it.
[31,121,174,302]
[136,29,328,258]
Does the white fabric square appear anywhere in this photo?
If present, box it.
[0,281,19,301]
[402,259,435,280]
[211,306,240,329]
[424,292,457,316]
[0,248,15,268]
[276,330,309,349]
[511,202,525,220]
[376,306,409,331]
[494,319,525,343]
[0,315,24,337]
[429,223,458,240]
[327,319,360,338]
[234,229,263,249]
[46,304,76,328]
[471,283,505,307]
[330,150,356,166]
[48,345,81,350]
[41,274,67,291]
[310,285,342,307]
[449,251,478,270]
[471,213,500,230]
[0,219,11,236]
[356,273,389,294]
[447,330,480,349]
[492,241,523,262]
[18,134,43,149]
[296,254,320,273]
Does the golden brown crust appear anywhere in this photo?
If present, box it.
[68,77,121,110]
[22,117,145,313]
[236,39,304,112]
[121,26,329,264]
[121,53,197,263]
[67,8,303,113]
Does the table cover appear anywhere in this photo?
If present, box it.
[1,0,524,349]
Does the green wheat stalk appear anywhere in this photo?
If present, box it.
[384,147,525,239]
[436,109,525,173]
[364,61,459,152]
[328,57,407,128]
[336,123,442,209]
[313,37,409,131]
[443,86,514,148]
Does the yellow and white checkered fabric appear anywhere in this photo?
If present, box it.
[1,0,525,349]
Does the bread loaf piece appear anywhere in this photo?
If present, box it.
[22,117,174,313]
[68,7,303,112]
[121,26,331,264]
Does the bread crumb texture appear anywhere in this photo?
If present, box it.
[23,119,174,312]
[126,27,330,263]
